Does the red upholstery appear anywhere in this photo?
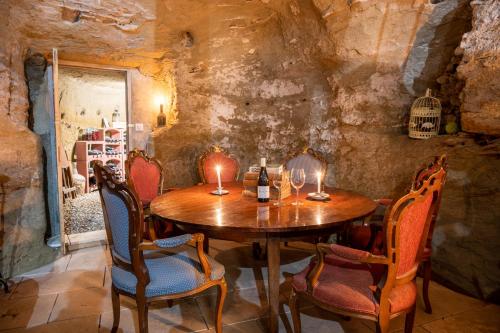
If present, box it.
[397,193,433,276]
[129,157,161,206]
[292,262,379,315]
[202,152,238,184]
[292,261,417,316]
[329,244,370,261]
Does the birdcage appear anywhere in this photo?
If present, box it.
[408,89,442,139]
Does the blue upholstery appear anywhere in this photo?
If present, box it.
[286,154,323,184]
[101,187,131,262]
[154,234,192,248]
[111,246,225,297]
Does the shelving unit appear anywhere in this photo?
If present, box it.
[76,128,127,193]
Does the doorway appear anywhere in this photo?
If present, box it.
[58,66,128,240]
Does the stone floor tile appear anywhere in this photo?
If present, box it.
[10,269,105,299]
[49,287,112,322]
[0,316,100,333]
[388,279,486,331]
[66,246,111,271]
[205,307,374,333]
[18,255,71,277]
[422,303,500,333]
[99,299,207,333]
[0,295,57,330]
[196,287,270,328]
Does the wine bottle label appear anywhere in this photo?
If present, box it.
[257,186,270,199]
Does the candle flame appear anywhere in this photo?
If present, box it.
[216,165,221,172]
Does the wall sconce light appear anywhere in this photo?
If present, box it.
[155,95,166,128]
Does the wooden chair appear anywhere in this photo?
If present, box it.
[282,147,329,247]
[198,146,240,184]
[289,165,447,333]
[284,147,328,185]
[197,146,239,252]
[126,149,171,240]
[94,162,227,333]
[347,155,448,314]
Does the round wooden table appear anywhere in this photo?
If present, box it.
[151,182,376,333]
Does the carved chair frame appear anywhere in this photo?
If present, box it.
[289,166,447,333]
[94,162,227,333]
[283,147,328,182]
[125,148,165,199]
[197,145,240,184]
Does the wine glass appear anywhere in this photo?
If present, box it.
[273,171,288,206]
[290,168,306,206]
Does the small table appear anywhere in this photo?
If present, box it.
[151,182,376,333]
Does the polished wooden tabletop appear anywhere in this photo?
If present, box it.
[150,182,377,233]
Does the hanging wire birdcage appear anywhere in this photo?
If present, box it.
[408,89,442,139]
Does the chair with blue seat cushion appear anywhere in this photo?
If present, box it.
[94,162,227,333]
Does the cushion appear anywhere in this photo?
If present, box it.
[112,246,225,297]
[129,157,161,205]
[292,260,416,315]
[101,187,131,262]
[202,152,238,184]
[397,193,433,276]
[286,154,323,185]
[292,262,378,315]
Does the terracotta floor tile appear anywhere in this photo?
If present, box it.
[0,295,56,330]
[49,287,112,322]
[422,303,500,333]
[0,315,99,333]
[99,299,207,333]
[10,269,105,299]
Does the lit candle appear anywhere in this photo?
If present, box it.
[317,171,322,194]
[216,165,222,189]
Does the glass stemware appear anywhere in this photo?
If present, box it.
[273,171,288,206]
[290,168,306,206]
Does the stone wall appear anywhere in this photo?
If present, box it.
[1,0,499,301]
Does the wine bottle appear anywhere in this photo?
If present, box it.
[257,158,270,203]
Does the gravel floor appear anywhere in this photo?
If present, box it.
[64,191,104,234]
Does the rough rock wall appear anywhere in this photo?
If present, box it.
[1,0,499,301]
[0,2,57,277]
[457,0,500,135]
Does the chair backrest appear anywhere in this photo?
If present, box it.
[411,154,448,248]
[284,148,327,184]
[381,165,446,290]
[126,149,163,205]
[198,146,239,184]
[94,162,143,266]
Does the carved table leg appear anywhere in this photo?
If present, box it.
[267,237,280,333]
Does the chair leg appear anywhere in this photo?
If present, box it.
[376,314,389,333]
[137,297,149,333]
[404,304,417,333]
[111,285,120,333]
[422,259,432,314]
[289,289,301,333]
[215,279,227,333]
[203,236,210,254]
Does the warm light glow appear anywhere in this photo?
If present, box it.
[215,165,222,189]
[216,208,223,226]
[316,171,322,194]
[154,95,166,106]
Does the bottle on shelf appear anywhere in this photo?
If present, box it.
[257,157,270,203]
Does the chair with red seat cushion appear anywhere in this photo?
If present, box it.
[126,149,172,240]
[347,154,447,314]
[198,146,239,185]
[289,166,446,333]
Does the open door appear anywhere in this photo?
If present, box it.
[41,52,132,251]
